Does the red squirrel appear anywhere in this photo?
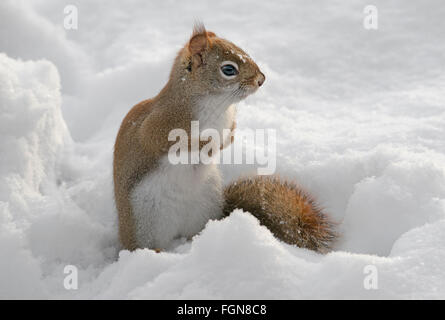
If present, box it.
[113,23,336,253]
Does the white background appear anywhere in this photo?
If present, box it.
[0,0,444,298]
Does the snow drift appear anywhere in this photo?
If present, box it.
[0,53,117,298]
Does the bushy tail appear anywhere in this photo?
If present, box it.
[223,175,337,253]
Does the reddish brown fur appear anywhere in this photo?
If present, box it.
[223,175,337,253]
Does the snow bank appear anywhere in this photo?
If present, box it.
[1,0,445,299]
[0,53,65,298]
[70,211,445,299]
[0,53,117,298]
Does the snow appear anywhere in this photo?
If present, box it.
[0,0,445,299]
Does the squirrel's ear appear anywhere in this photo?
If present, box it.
[188,22,211,66]
[207,31,216,38]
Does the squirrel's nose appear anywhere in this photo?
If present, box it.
[257,72,265,87]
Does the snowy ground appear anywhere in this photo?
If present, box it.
[1,0,445,299]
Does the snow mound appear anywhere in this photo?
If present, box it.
[0,53,65,298]
[0,54,117,298]
[73,211,445,299]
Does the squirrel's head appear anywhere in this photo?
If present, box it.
[172,23,265,102]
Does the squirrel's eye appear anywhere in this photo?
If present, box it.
[220,61,239,79]
[221,65,237,76]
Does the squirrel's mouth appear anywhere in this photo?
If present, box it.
[237,84,258,100]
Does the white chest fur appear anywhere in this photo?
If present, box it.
[130,97,236,250]
[198,96,236,137]
[130,157,223,249]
